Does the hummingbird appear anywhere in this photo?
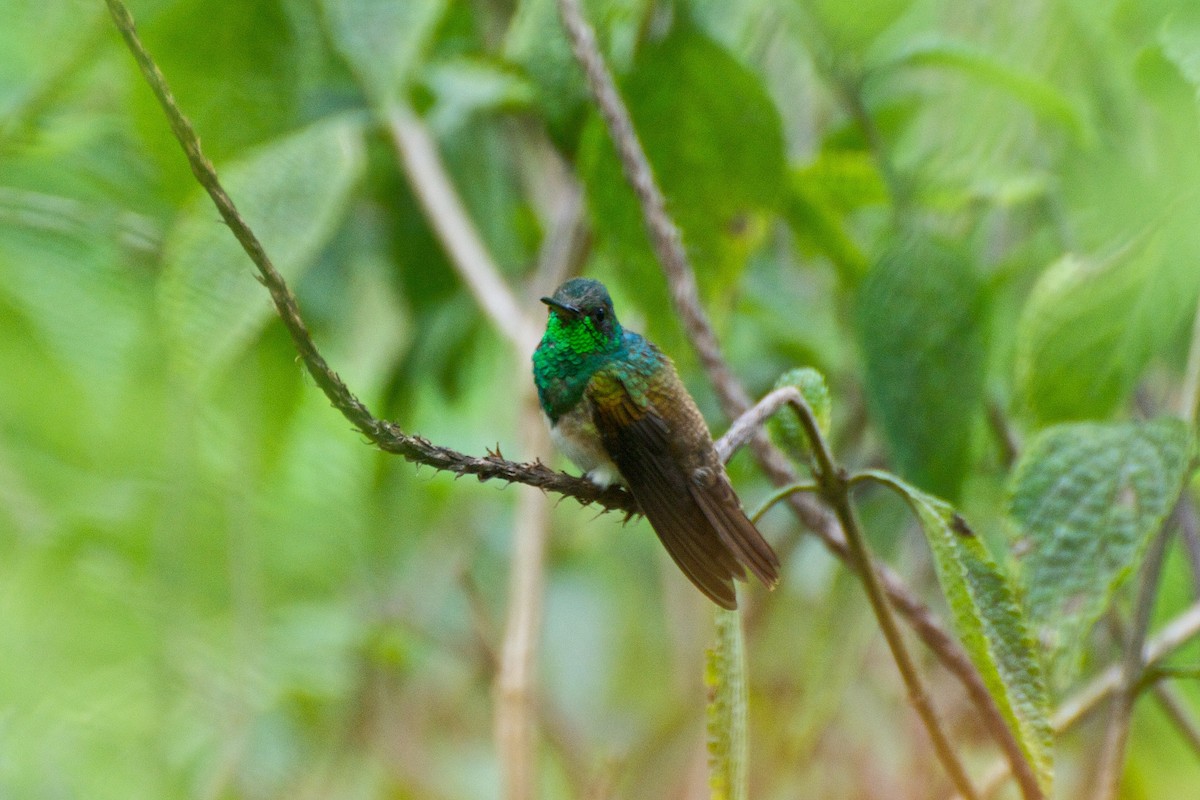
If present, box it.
[532,278,780,608]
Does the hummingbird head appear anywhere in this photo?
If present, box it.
[539,278,623,357]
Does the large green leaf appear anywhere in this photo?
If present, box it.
[1008,418,1193,677]
[133,0,309,177]
[0,220,146,402]
[419,58,535,135]
[578,15,787,328]
[320,0,449,106]
[1160,6,1200,94]
[855,234,988,501]
[875,36,1088,144]
[1014,236,1197,423]
[158,117,365,385]
[782,150,884,286]
[805,0,910,54]
[864,470,1054,795]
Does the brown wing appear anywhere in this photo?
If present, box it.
[588,371,779,608]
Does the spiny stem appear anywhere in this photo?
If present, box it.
[782,392,981,799]
[101,0,637,519]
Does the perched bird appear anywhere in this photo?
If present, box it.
[532,278,780,608]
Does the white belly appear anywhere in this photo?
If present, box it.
[547,406,623,488]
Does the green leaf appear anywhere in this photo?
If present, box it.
[706,608,747,800]
[134,0,308,171]
[419,58,535,135]
[1160,7,1200,94]
[782,156,876,286]
[1014,235,1197,423]
[0,201,152,415]
[158,116,365,386]
[855,234,988,501]
[579,16,787,326]
[321,0,449,106]
[863,470,1054,795]
[805,0,910,54]
[1008,418,1193,678]
[875,35,1089,144]
[767,367,832,464]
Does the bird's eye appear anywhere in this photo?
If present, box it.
[593,307,606,322]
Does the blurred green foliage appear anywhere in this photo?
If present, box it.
[2,0,1200,798]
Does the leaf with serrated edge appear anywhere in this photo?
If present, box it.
[1009,418,1193,680]
[864,469,1054,795]
[159,117,365,386]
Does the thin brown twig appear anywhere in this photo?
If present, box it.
[790,391,980,800]
[1092,523,1171,800]
[554,0,750,421]
[496,404,552,800]
[385,100,556,800]
[553,2,1041,796]
[1178,497,1200,596]
[1179,288,1200,427]
[1149,681,1200,757]
[102,0,637,518]
[1103,605,1200,761]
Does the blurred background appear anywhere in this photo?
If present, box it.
[2,0,1200,797]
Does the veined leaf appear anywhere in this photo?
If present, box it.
[321,0,449,105]
[875,35,1088,144]
[855,235,988,501]
[863,470,1054,795]
[1008,418,1193,679]
[783,152,882,285]
[159,116,365,386]
[767,367,831,464]
[1014,235,1197,423]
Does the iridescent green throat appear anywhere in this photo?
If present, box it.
[532,312,623,423]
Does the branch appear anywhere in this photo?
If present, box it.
[1178,265,1200,427]
[1148,681,1200,758]
[713,386,807,464]
[1092,523,1171,800]
[554,0,750,421]
[554,3,1041,797]
[787,389,981,799]
[102,0,637,520]
[383,97,555,800]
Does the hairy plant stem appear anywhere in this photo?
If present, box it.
[708,608,749,800]
[103,0,637,515]
[790,393,980,800]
